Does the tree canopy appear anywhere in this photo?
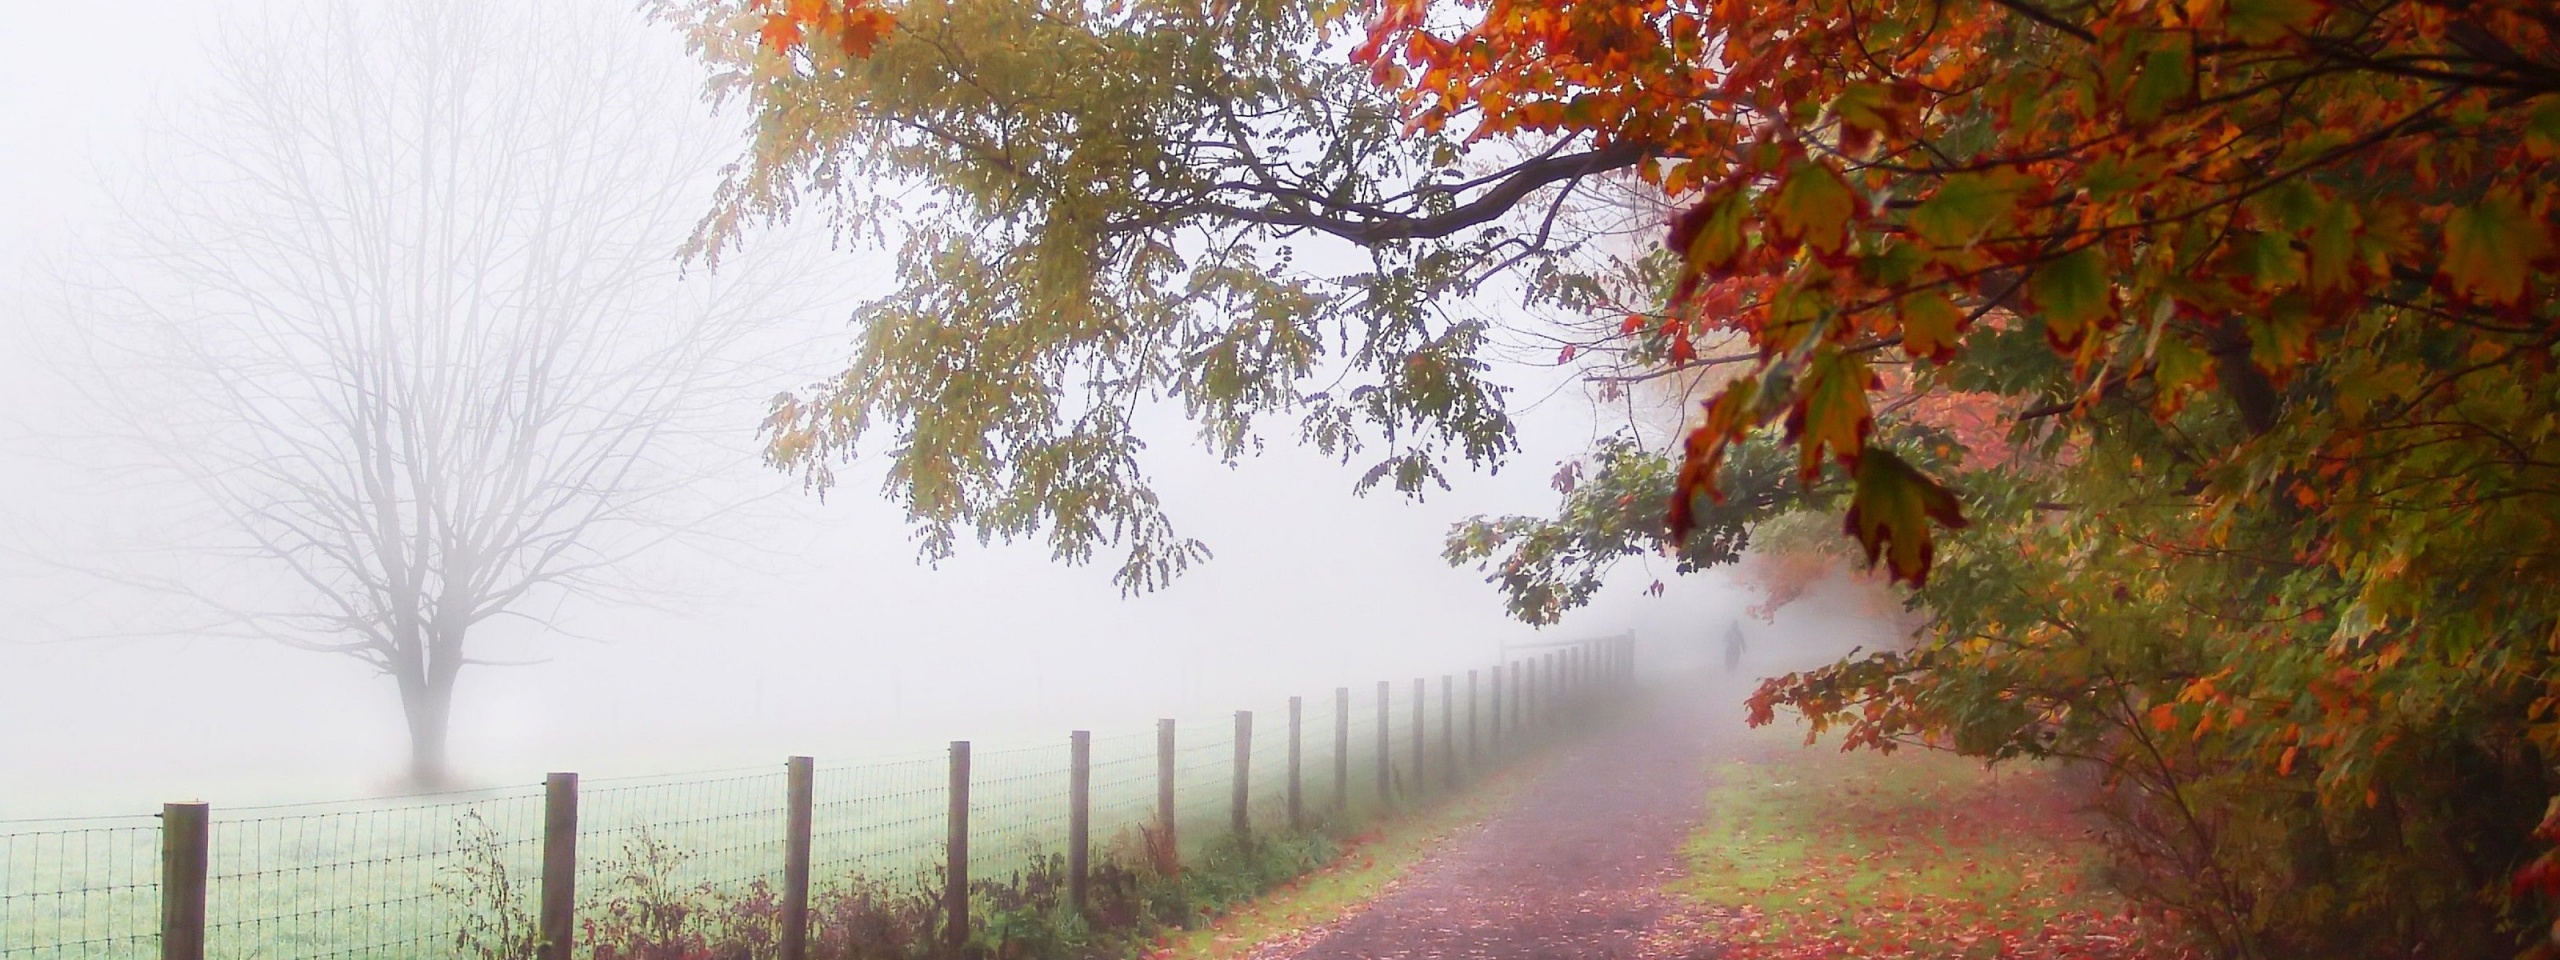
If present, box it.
[1358,0,2560,953]
[685,0,2560,952]
[659,0,1700,589]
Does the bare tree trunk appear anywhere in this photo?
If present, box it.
[398,674,456,789]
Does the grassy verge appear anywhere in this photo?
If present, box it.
[1145,765,1534,960]
[1676,724,2185,960]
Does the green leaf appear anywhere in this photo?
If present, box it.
[2029,246,2112,348]
[2442,191,2552,305]
[1690,188,1753,271]
[2124,36,2192,123]
[1841,447,1967,588]
[2150,333,2209,411]
[1861,238,1927,287]
[2529,96,2560,160]
[2304,199,2362,293]
[1909,171,2027,248]
[2249,292,2317,369]
[2236,231,2303,290]
[1898,290,1965,362]
[1773,160,1859,254]
[2224,0,2324,44]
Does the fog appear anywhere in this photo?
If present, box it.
[0,0,1868,820]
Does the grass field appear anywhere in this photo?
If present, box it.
[1,690,1543,958]
[1672,723,2192,960]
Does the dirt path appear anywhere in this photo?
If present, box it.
[1259,674,1742,960]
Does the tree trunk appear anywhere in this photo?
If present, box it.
[397,673,455,789]
[395,644,462,790]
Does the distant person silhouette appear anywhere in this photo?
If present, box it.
[1722,621,1746,673]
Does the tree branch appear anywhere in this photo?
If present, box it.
[1110,140,1655,245]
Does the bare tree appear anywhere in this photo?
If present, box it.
[34,0,811,787]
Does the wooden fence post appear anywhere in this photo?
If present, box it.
[1156,719,1177,878]
[1467,670,1480,768]
[1070,730,1091,913]
[1489,664,1503,757]
[1286,697,1303,831]
[1375,681,1391,807]
[1410,678,1426,795]
[159,802,207,960]
[1232,711,1254,840]
[946,741,970,954]
[540,773,578,960]
[1334,687,1351,816]
[784,757,813,960]
[1440,675,1457,790]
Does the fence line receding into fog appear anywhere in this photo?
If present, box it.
[1,634,1636,959]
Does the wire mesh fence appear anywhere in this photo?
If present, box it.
[0,637,1634,957]
[204,788,545,960]
[0,815,158,960]
[967,740,1071,882]
[809,755,946,890]
[578,767,789,914]
[1246,703,1294,828]
[1082,731,1159,865]
[1169,714,1235,858]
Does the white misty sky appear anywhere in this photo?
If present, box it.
[0,0,1783,818]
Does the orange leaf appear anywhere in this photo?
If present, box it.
[1840,448,1968,587]
[759,10,804,50]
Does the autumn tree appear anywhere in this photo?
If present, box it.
[46,0,799,787]
[1356,0,2560,953]
[654,0,1720,590]
[693,0,2560,950]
